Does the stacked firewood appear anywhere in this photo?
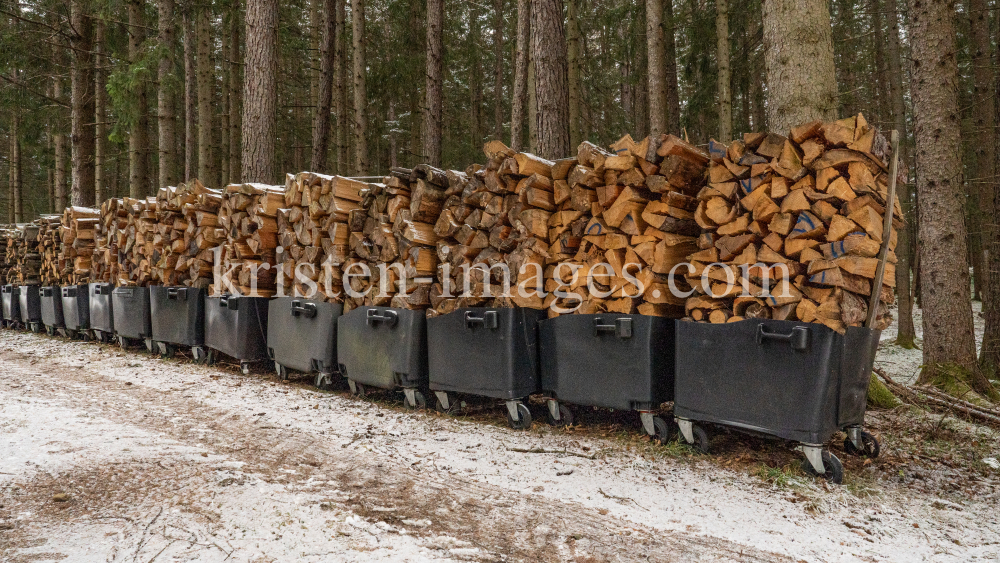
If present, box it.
[684,113,898,332]
[0,226,16,284]
[92,198,125,284]
[114,197,158,286]
[277,172,359,301]
[59,206,100,285]
[12,223,42,285]
[149,180,224,288]
[36,215,63,285]
[214,183,284,296]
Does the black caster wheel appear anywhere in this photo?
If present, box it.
[802,451,844,485]
[314,372,334,390]
[435,394,456,414]
[157,342,176,359]
[118,335,128,349]
[404,390,427,410]
[354,382,367,397]
[507,403,532,430]
[844,431,880,459]
[652,416,674,445]
[191,346,206,364]
[240,362,251,376]
[275,363,288,380]
[46,326,56,336]
[546,404,574,427]
[205,348,217,366]
[144,339,155,353]
[31,323,42,333]
[691,424,710,453]
[66,329,78,340]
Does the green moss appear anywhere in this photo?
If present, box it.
[921,362,1000,405]
[894,334,918,350]
[867,372,901,409]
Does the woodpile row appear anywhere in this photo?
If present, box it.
[92,198,126,284]
[36,215,62,286]
[684,113,898,332]
[113,197,157,286]
[0,226,16,284]
[7,223,41,285]
[214,183,283,296]
[59,206,100,285]
[150,180,224,288]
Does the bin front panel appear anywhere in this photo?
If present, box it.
[112,287,152,339]
[18,285,41,323]
[61,285,90,330]
[266,297,341,373]
[88,283,115,333]
[337,306,427,390]
[3,285,21,321]
[204,295,270,360]
[539,314,675,411]
[150,286,206,346]
[674,319,844,444]
[428,307,544,399]
[41,286,65,328]
[837,326,881,428]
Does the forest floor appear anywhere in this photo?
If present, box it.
[1,304,999,562]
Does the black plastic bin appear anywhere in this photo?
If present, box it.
[204,293,270,374]
[2,285,20,328]
[337,306,427,400]
[150,286,206,359]
[266,297,342,388]
[428,307,545,428]
[40,286,65,335]
[61,285,90,338]
[19,285,42,332]
[112,286,153,350]
[673,319,882,483]
[88,283,115,342]
[538,313,675,440]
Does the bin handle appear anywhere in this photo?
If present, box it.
[756,324,810,351]
[366,308,398,328]
[593,317,632,338]
[42,287,53,297]
[291,300,318,319]
[465,310,498,329]
[167,287,186,301]
[64,287,77,297]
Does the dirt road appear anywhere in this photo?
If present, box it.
[1,329,997,562]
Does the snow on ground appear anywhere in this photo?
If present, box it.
[1,305,999,562]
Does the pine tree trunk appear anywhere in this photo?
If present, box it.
[761,0,838,133]
[885,0,916,348]
[980,0,1000,371]
[492,0,504,140]
[242,0,279,183]
[715,0,731,141]
[908,0,992,396]
[646,0,666,136]
[184,10,197,181]
[95,19,107,202]
[228,0,242,183]
[388,102,398,167]
[351,0,368,175]
[530,0,570,159]
[129,0,149,197]
[197,5,215,186]
[53,39,68,213]
[566,0,581,148]
[511,0,530,151]
[311,0,336,171]
[335,0,347,174]
[664,0,680,134]
[70,0,95,207]
[968,0,994,307]
[10,114,22,223]
[158,0,178,188]
[527,53,537,152]
[423,0,443,166]
[469,8,483,152]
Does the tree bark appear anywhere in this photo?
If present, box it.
[95,19,107,202]
[530,0,570,159]
[53,38,68,212]
[715,0,731,141]
[664,0,680,134]
[228,0,242,183]
[129,0,150,197]
[981,0,1000,371]
[351,0,368,175]
[423,0,443,166]
[511,0,530,151]
[968,0,995,308]
[335,0,347,174]
[242,0,279,183]
[158,0,178,189]
[885,0,916,348]
[197,4,215,186]
[761,0,838,133]
[184,9,197,181]
[492,0,504,140]
[566,0,581,148]
[70,0,95,207]
[10,114,22,223]
[311,0,336,171]
[528,52,537,152]
[908,0,992,396]
[469,8,484,152]
[646,0,666,136]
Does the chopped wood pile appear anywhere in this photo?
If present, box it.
[214,183,284,296]
[684,113,898,331]
[92,198,125,283]
[0,226,16,284]
[58,206,100,285]
[36,215,63,286]
[9,223,41,286]
[114,197,157,286]
[151,180,223,288]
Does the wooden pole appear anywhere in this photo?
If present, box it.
[866,129,900,328]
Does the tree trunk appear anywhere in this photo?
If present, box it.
[909,0,993,397]
[53,41,68,213]
[527,52,537,152]
[229,0,242,183]
[184,9,197,181]
[530,0,570,159]
[129,0,149,197]
[423,0,443,166]
[197,4,215,186]
[389,102,398,168]
[158,0,178,188]
[492,0,504,140]
[311,0,336,171]
[761,0,838,133]
[968,0,995,308]
[981,0,1000,371]
[885,0,916,348]
[335,0,347,174]
[351,0,368,175]
[242,0,279,183]
[664,0,680,133]
[95,19,107,202]
[10,114,22,223]
[646,0,666,136]
[511,0,530,151]
[469,9,484,152]
[715,0,731,141]
[70,0,95,207]
[566,0,581,148]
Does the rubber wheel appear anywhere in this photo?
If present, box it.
[691,424,710,453]
[435,397,456,414]
[66,329,78,340]
[45,326,54,336]
[314,372,334,390]
[118,335,127,349]
[546,404,574,427]
[31,323,41,333]
[403,390,426,410]
[844,431,880,459]
[241,362,251,375]
[354,382,366,397]
[507,403,532,430]
[802,451,844,484]
[652,416,674,445]
[205,349,217,366]
[161,343,176,359]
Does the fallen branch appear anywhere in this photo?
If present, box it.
[506,446,596,460]
[875,367,1000,428]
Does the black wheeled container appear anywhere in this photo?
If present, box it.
[2,285,20,328]
[61,285,90,338]
[337,306,428,401]
[266,296,342,389]
[673,319,883,484]
[19,285,42,332]
[428,307,545,428]
[88,283,115,342]
[112,286,153,350]
[40,286,65,335]
[204,293,270,374]
[539,313,676,440]
[150,286,206,359]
